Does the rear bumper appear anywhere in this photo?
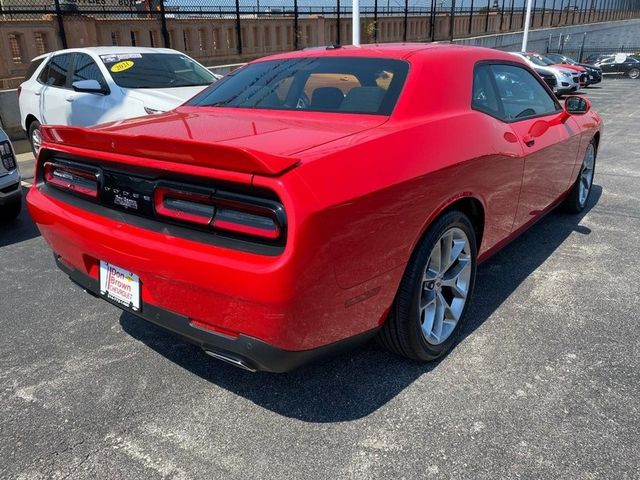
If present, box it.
[0,171,22,206]
[56,255,377,372]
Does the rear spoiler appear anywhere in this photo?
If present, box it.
[40,125,300,176]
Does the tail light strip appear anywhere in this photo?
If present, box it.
[43,161,99,199]
[154,185,283,241]
[41,159,286,244]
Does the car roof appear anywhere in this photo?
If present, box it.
[31,46,180,61]
[255,43,522,64]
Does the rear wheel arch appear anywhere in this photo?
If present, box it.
[414,195,486,257]
[593,131,601,152]
[25,114,39,132]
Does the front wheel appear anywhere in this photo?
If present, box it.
[562,140,596,213]
[377,211,478,362]
[627,68,640,79]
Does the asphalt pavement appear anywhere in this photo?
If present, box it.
[1,79,639,479]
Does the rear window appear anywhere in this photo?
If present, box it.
[99,53,215,89]
[187,57,410,115]
[24,58,45,80]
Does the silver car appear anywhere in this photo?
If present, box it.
[0,130,22,221]
[510,52,580,96]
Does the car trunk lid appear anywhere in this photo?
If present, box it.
[40,108,386,176]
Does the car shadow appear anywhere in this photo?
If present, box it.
[119,185,602,423]
[0,187,41,247]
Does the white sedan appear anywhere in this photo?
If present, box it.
[18,46,219,154]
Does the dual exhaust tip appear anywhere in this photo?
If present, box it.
[204,349,257,372]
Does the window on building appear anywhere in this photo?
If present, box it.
[34,32,48,55]
[149,30,157,47]
[265,26,271,47]
[111,31,121,46]
[226,28,235,50]
[197,29,207,52]
[130,31,138,46]
[9,34,23,63]
[212,28,219,50]
[183,30,191,51]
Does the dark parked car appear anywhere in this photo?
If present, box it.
[535,68,558,91]
[596,55,640,79]
[544,53,602,86]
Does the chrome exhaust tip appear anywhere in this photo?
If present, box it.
[204,350,257,372]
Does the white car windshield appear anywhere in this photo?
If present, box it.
[100,53,215,89]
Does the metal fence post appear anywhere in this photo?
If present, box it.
[499,0,507,30]
[374,0,378,42]
[577,31,586,61]
[403,0,409,41]
[485,0,491,32]
[337,0,341,44]
[294,0,299,49]
[53,0,68,49]
[449,0,456,42]
[158,0,170,48]
[531,0,536,26]
[469,0,474,35]
[509,0,515,29]
[430,0,436,41]
[550,0,556,25]
[235,0,242,54]
[521,0,526,27]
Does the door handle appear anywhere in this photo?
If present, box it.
[35,91,42,96]
[65,95,76,102]
[522,135,535,147]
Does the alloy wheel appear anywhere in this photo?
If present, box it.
[578,143,595,207]
[629,68,640,79]
[31,128,42,155]
[419,227,472,345]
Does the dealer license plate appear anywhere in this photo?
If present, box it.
[99,261,141,311]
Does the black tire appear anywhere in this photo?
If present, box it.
[562,139,597,214]
[377,211,478,362]
[28,120,42,157]
[627,68,640,79]
[0,198,22,222]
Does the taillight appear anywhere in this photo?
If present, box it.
[0,141,17,170]
[154,185,284,242]
[43,162,99,199]
[153,186,214,226]
[211,204,281,240]
[16,86,22,98]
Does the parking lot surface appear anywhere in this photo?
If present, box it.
[1,79,639,479]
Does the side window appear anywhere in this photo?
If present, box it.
[42,54,72,88]
[489,64,559,121]
[36,60,50,84]
[24,58,45,81]
[72,53,107,88]
[472,65,501,117]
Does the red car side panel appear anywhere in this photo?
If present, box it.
[27,45,602,357]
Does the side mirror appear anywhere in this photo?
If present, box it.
[72,79,107,95]
[564,95,590,115]
[528,119,550,138]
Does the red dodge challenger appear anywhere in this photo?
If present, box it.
[27,44,602,372]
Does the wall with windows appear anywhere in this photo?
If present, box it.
[3,10,628,90]
[2,13,640,93]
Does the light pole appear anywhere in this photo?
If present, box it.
[521,0,534,51]
[353,0,361,45]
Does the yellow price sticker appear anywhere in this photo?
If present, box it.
[110,60,135,73]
